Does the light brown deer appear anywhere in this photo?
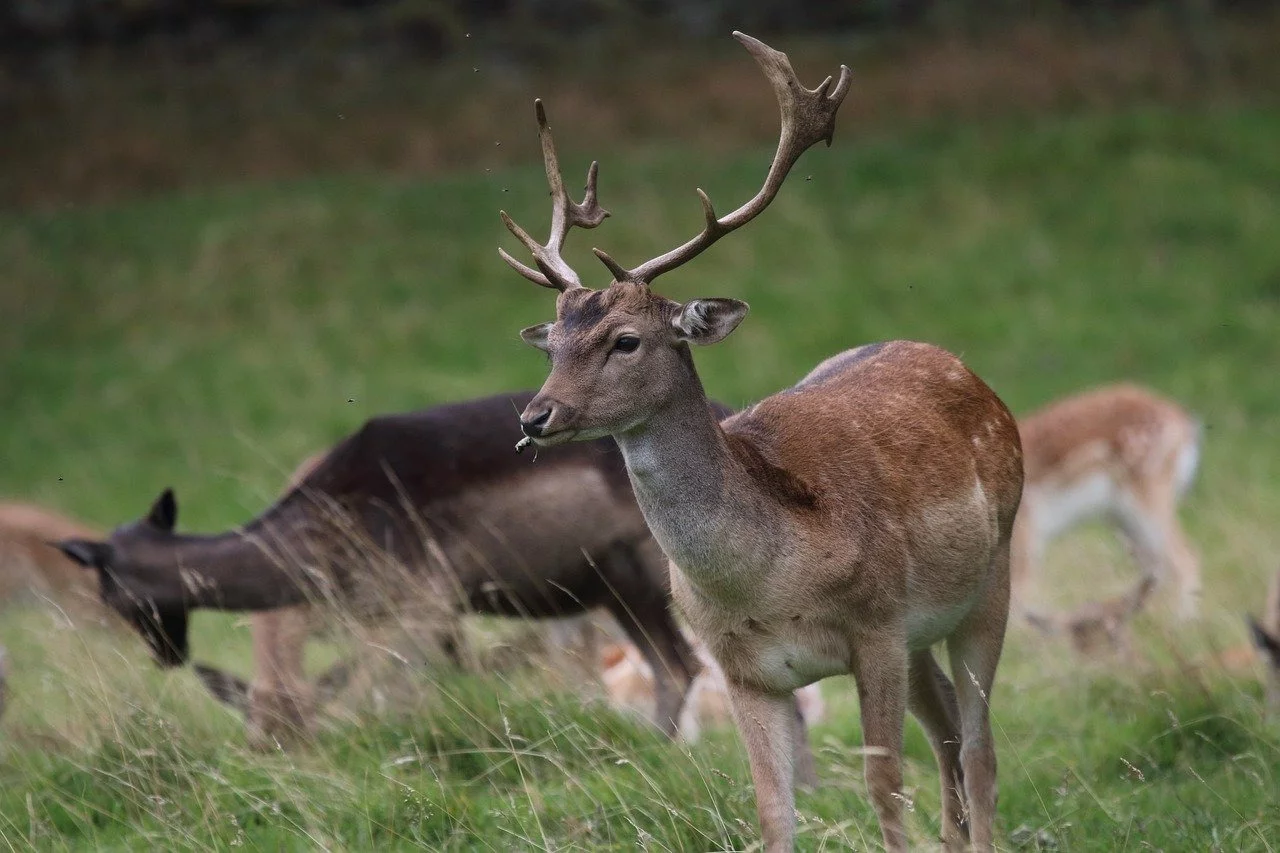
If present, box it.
[500,32,1024,852]
[0,502,114,627]
[1012,384,1202,620]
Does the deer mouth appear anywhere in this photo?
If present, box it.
[528,428,578,447]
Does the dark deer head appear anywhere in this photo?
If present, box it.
[53,489,190,666]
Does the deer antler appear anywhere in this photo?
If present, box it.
[499,99,610,291]
[593,32,852,287]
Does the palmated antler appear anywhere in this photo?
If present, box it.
[499,99,609,291]
[593,31,852,286]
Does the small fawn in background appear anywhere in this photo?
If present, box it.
[1013,384,1202,622]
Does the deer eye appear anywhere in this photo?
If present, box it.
[612,335,641,353]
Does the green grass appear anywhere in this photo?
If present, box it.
[2,104,1280,850]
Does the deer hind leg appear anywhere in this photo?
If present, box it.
[946,544,1011,852]
[726,682,800,853]
[606,593,696,738]
[851,639,909,853]
[791,694,819,790]
[1117,488,1201,619]
[908,650,968,851]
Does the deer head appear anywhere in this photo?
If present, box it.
[53,489,190,666]
[501,33,850,445]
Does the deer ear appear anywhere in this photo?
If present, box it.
[54,539,112,569]
[520,322,553,352]
[146,488,178,531]
[672,298,749,345]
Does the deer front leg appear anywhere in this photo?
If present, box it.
[247,605,315,748]
[726,682,799,853]
[1119,490,1201,619]
[851,641,909,853]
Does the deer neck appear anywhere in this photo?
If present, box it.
[613,363,784,590]
[159,501,317,611]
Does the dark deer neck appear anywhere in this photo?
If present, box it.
[159,499,320,611]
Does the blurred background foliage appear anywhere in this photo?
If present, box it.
[3,0,1279,208]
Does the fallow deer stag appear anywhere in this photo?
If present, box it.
[501,32,1023,853]
[55,393,707,742]
[1013,384,1202,621]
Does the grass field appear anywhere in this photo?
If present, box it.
[2,102,1279,850]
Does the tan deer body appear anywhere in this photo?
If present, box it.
[1013,384,1201,619]
[500,33,1023,852]
[0,503,111,625]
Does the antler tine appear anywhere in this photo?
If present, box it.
[499,99,610,292]
[599,32,851,287]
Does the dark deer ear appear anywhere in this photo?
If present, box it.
[146,488,178,532]
[54,539,112,569]
[1247,615,1280,669]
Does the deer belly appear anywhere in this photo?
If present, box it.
[713,633,848,693]
[1030,472,1114,542]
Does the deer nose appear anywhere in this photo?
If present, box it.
[520,408,553,438]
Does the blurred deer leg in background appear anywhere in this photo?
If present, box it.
[1008,503,1040,616]
[246,604,316,747]
[602,547,698,737]
[0,644,8,721]
[790,695,819,790]
[541,614,606,688]
[1116,489,1200,620]
[1251,569,1280,715]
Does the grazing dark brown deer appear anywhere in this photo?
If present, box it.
[55,392,717,740]
[500,32,1023,853]
[1013,384,1202,621]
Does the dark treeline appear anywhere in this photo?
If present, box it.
[1,0,1272,62]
